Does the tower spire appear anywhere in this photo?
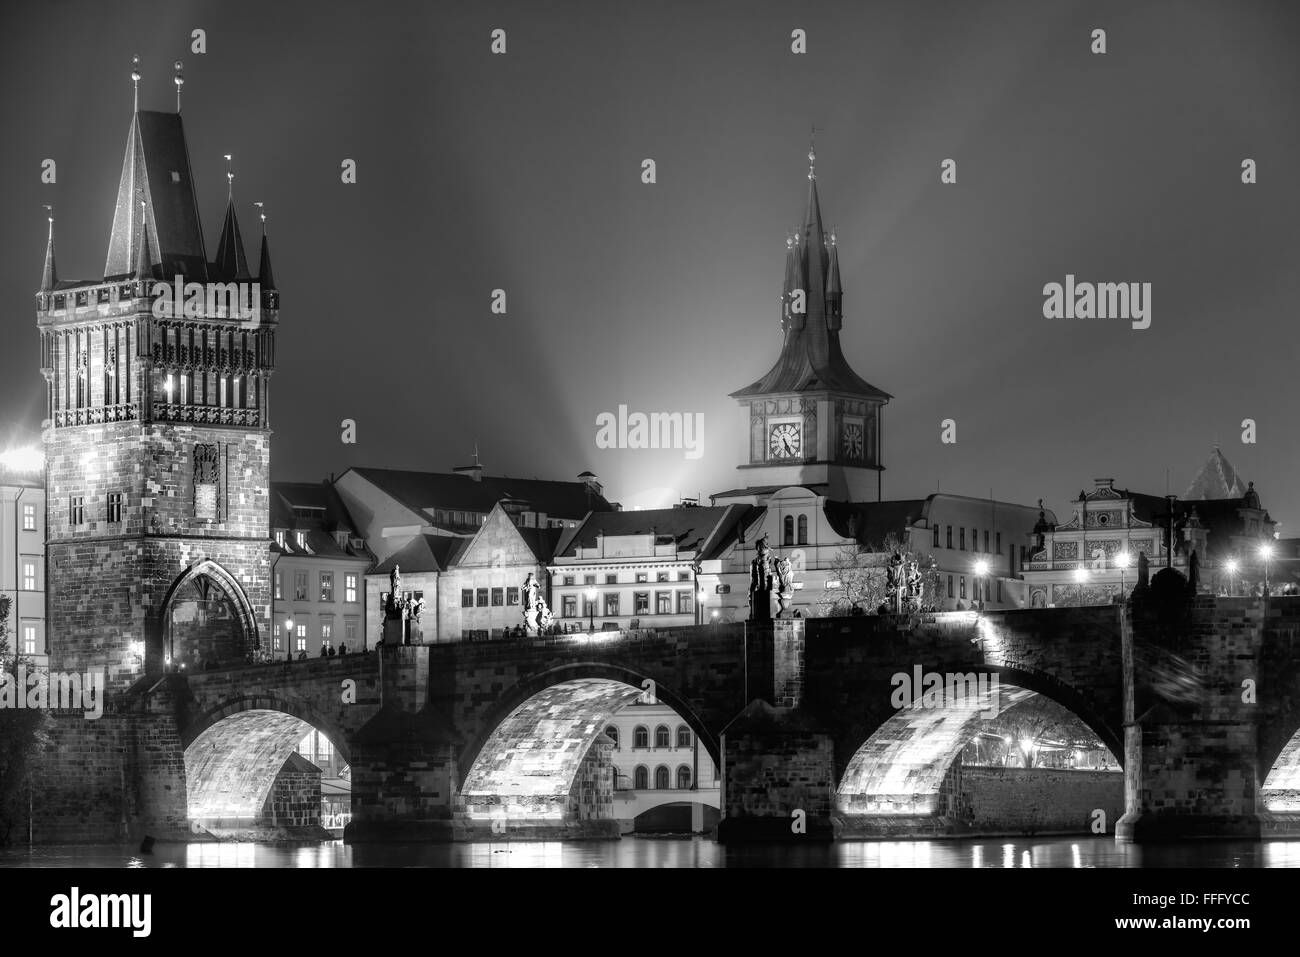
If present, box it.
[214,157,251,281]
[40,205,57,293]
[174,60,184,113]
[254,202,275,289]
[131,54,141,113]
[134,194,153,282]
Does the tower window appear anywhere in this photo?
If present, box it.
[946,526,952,548]
[933,524,940,548]
[68,495,85,526]
[107,491,123,524]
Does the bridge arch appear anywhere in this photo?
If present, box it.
[835,665,1122,822]
[157,558,260,670]
[458,664,717,828]
[182,694,349,826]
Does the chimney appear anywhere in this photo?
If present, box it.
[454,446,484,482]
[578,470,602,497]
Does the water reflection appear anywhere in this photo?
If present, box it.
[1,837,1298,868]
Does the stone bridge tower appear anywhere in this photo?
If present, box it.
[37,60,279,691]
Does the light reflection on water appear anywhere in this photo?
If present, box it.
[2,837,1300,868]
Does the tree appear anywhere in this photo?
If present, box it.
[817,534,941,617]
[0,595,50,845]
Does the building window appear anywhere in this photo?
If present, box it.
[634,726,649,749]
[476,588,489,607]
[345,619,358,643]
[605,726,619,747]
[506,587,520,605]
[971,528,978,551]
[580,593,595,618]
[296,635,306,652]
[563,575,575,586]
[273,625,282,652]
[797,514,808,545]
[274,571,283,600]
[933,524,940,548]
[21,504,36,532]
[634,592,649,615]
[677,591,692,614]
[22,624,36,656]
[461,589,474,608]
[677,725,691,747]
[294,571,308,601]
[946,526,952,548]
[106,492,123,523]
[657,571,669,583]
[605,574,618,585]
[489,587,502,607]
[959,528,965,550]
[996,532,1002,554]
[959,576,966,599]
[22,560,36,591]
[634,766,648,789]
[676,765,692,789]
[345,573,358,603]
[655,592,671,615]
[1020,545,1028,567]
[583,574,596,586]
[68,495,85,526]
[654,766,670,790]
[983,530,989,553]
[783,515,794,546]
[321,621,333,642]
[275,529,286,548]
[604,593,620,616]
[635,573,648,584]
[320,572,334,602]
[654,725,670,748]
[295,530,306,549]
[562,595,577,618]
[679,571,691,582]
[997,580,1003,602]
[947,575,954,599]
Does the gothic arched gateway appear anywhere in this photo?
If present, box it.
[158,559,260,671]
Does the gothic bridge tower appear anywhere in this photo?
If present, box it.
[727,144,890,503]
[36,59,279,691]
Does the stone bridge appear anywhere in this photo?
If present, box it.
[32,593,1300,843]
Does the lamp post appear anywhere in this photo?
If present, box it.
[696,587,707,627]
[973,559,990,613]
[285,617,294,661]
[1260,542,1274,597]
[1073,566,1089,606]
[1115,550,1131,602]
[585,587,596,632]
[1224,558,1239,597]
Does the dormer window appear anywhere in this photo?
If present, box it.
[274,529,286,548]
[295,531,306,549]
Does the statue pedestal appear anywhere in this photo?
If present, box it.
[382,618,407,647]
[750,588,773,622]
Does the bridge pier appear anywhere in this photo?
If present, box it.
[1116,590,1263,843]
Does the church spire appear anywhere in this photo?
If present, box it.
[134,196,153,282]
[214,155,251,281]
[826,228,842,329]
[40,206,57,293]
[255,203,276,290]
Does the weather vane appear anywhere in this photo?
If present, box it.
[224,154,234,197]
[131,54,141,112]
[174,60,184,112]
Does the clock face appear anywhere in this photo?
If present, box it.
[769,423,802,459]
[843,422,864,460]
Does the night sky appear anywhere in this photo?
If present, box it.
[3,0,1298,529]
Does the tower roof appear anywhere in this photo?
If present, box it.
[214,197,251,281]
[104,111,209,280]
[732,147,890,401]
[258,228,276,290]
[40,214,57,293]
[1184,446,1245,500]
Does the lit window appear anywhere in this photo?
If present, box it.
[275,530,285,548]
[344,574,358,603]
[677,592,692,614]
[563,575,575,586]
[634,592,649,615]
[562,595,577,618]
[274,572,282,600]
[22,624,36,656]
[320,572,334,602]
[506,587,520,605]
[321,621,332,641]
[295,531,306,549]
[635,573,648,584]
[604,593,620,616]
[21,504,36,532]
[959,576,966,599]
[656,571,669,583]
[491,588,504,606]
[655,592,671,615]
[22,561,36,591]
[294,571,307,601]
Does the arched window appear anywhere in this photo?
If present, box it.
[797,514,808,545]
[633,726,649,749]
[676,765,692,789]
[605,726,619,748]
[676,725,691,748]
[634,766,648,789]
[654,725,670,748]
[654,765,670,790]
[783,515,794,546]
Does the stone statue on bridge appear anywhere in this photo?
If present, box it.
[749,534,774,622]
[774,554,795,618]
[522,572,553,635]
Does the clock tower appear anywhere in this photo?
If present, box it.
[723,145,889,503]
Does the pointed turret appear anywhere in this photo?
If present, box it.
[214,199,251,280]
[256,206,276,290]
[1184,446,1245,500]
[40,211,57,293]
[826,229,842,329]
[134,204,154,282]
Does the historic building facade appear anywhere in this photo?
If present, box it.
[37,86,278,687]
[0,457,46,666]
[604,701,719,833]
[269,482,371,657]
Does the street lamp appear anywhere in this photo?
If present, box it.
[1224,558,1239,597]
[1260,542,1274,597]
[973,559,990,612]
[285,617,294,661]
[585,587,597,632]
[1073,566,1089,606]
[1115,550,1131,601]
[696,587,707,626]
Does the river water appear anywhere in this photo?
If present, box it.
[2,836,1298,868]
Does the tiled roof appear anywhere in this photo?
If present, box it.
[555,506,745,559]
[270,481,372,563]
[1184,447,1245,500]
[347,467,612,523]
[370,534,465,575]
[824,499,929,547]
